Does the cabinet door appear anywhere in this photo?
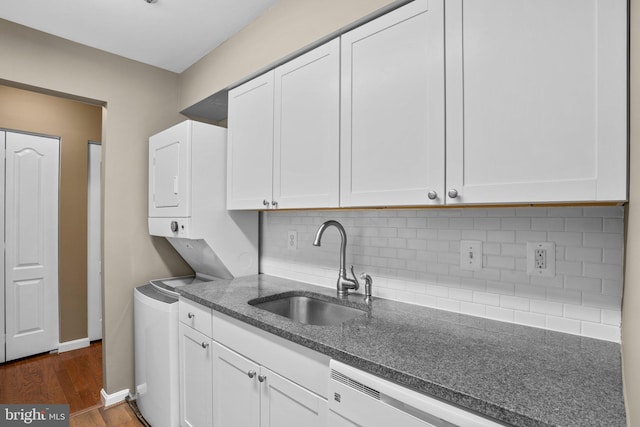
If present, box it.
[273,39,340,208]
[227,71,275,209]
[340,0,445,207]
[179,323,212,427]
[212,342,260,427]
[445,0,627,204]
[260,367,327,427]
[149,121,191,217]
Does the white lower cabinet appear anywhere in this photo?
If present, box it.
[179,323,213,427]
[212,342,327,427]
[179,298,329,427]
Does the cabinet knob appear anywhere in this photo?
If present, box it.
[427,191,438,200]
[258,374,267,383]
[187,312,195,319]
[263,199,270,207]
[271,200,278,208]
[447,189,459,199]
[201,342,209,349]
[170,220,179,232]
[247,370,256,379]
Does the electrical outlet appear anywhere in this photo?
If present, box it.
[527,242,555,277]
[460,240,482,271]
[287,231,297,251]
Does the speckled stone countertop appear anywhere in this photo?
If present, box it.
[175,274,626,427]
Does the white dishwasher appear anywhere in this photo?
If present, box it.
[328,360,504,427]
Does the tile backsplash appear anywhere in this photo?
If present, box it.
[261,206,624,342]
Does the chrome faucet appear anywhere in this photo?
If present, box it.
[313,220,360,296]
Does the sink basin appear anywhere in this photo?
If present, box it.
[249,293,366,326]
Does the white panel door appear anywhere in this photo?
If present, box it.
[212,341,261,427]
[261,366,327,427]
[273,39,340,209]
[340,0,446,207]
[5,131,60,361]
[445,0,627,204]
[179,323,213,427]
[227,71,275,209]
[148,121,191,217]
[0,131,4,363]
[87,142,102,341]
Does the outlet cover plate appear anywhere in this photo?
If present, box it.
[287,230,297,251]
[526,242,556,277]
[460,240,482,271]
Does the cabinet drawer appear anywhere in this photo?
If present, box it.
[179,297,212,337]
[212,311,330,398]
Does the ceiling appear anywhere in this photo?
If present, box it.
[0,0,277,73]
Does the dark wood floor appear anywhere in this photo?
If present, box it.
[70,402,143,427]
[0,342,144,426]
[0,341,103,413]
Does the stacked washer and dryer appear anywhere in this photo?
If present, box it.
[134,120,258,427]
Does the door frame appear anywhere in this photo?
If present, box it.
[87,141,102,341]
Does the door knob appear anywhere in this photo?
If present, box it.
[258,374,267,383]
[447,189,459,199]
[170,220,179,232]
[247,370,256,379]
[427,191,438,200]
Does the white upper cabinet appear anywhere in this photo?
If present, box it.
[227,71,275,210]
[273,39,340,208]
[227,39,340,210]
[444,0,628,204]
[340,0,445,207]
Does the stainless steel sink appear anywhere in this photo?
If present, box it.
[249,293,366,326]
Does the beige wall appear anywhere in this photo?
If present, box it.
[624,0,639,424]
[179,0,400,110]
[0,19,191,393]
[0,84,102,343]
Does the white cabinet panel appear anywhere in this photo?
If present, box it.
[227,72,275,209]
[212,342,261,427]
[228,39,341,210]
[273,38,340,208]
[212,341,327,427]
[179,323,213,427]
[340,0,445,207]
[445,0,627,204]
[261,367,327,427]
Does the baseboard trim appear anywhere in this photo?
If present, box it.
[58,337,90,353]
[101,388,131,408]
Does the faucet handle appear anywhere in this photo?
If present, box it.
[349,265,361,291]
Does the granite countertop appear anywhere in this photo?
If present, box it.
[176,274,626,427]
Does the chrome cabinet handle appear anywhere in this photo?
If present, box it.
[263,199,270,207]
[258,374,267,383]
[271,200,278,208]
[187,312,195,319]
[247,370,256,379]
[448,189,459,199]
[427,191,438,200]
[201,342,209,349]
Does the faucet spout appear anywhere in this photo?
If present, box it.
[313,220,359,296]
[313,220,347,274]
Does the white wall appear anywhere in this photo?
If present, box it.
[263,206,624,342]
